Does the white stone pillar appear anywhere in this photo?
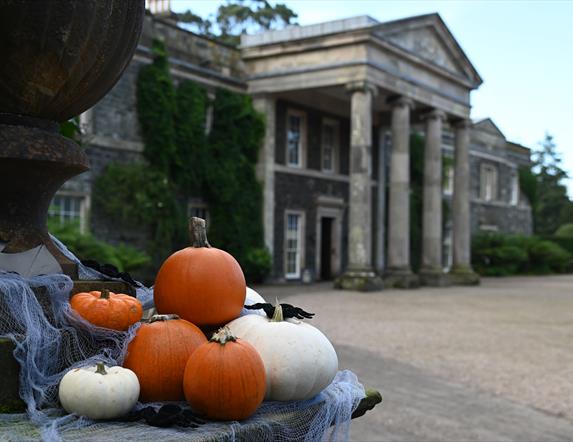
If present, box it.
[420,109,449,286]
[386,96,419,288]
[335,81,383,291]
[252,96,276,256]
[451,119,479,285]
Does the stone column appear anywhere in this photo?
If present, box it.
[335,81,383,291]
[450,119,480,285]
[385,96,419,288]
[376,128,388,274]
[252,96,276,256]
[420,109,450,286]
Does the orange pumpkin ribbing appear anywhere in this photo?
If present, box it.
[123,316,207,402]
[70,290,142,331]
[154,247,246,327]
[183,333,266,421]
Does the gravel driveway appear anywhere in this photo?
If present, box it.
[254,275,573,441]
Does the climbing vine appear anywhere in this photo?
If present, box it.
[94,40,270,281]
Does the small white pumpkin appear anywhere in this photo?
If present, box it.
[239,287,267,317]
[227,303,338,401]
[58,363,140,420]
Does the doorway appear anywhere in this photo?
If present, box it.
[320,217,334,280]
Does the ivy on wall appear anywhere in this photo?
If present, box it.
[93,40,270,281]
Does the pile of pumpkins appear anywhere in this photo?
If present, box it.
[59,218,338,422]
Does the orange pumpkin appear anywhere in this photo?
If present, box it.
[123,314,207,402]
[70,289,142,331]
[183,326,266,421]
[154,217,246,327]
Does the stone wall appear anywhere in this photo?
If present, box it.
[273,172,350,280]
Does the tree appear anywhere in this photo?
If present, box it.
[530,133,573,235]
[177,0,298,46]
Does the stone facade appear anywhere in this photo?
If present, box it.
[58,11,532,287]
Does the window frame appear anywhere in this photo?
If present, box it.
[284,210,305,279]
[49,193,90,233]
[480,163,498,202]
[286,109,306,168]
[321,117,339,173]
[510,171,519,206]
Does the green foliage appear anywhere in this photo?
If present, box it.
[530,133,573,235]
[472,232,571,276]
[205,89,266,274]
[555,223,573,238]
[93,40,270,282]
[93,163,185,264]
[136,40,178,176]
[177,0,298,46]
[243,247,272,283]
[174,80,208,195]
[48,219,151,273]
[59,116,82,144]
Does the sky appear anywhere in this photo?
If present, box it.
[169,0,573,194]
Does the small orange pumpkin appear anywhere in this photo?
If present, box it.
[123,314,207,402]
[154,217,246,327]
[183,326,266,421]
[70,289,142,331]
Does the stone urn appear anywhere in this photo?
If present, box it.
[0,0,145,277]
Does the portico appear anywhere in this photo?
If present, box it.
[242,14,482,289]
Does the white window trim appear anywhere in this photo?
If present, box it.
[321,117,339,173]
[510,172,519,206]
[286,109,306,168]
[284,210,305,280]
[480,163,498,202]
[50,192,90,234]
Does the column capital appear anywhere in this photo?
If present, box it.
[387,95,414,110]
[346,80,378,97]
[422,108,446,121]
[452,118,472,129]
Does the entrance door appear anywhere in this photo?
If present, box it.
[320,217,334,280]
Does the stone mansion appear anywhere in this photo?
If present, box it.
[55,9,532,288]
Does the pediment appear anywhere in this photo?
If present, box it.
[373,14,482,88]
[473,118,506,139]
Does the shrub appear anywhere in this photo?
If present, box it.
[49,220,151,274]
[242,247,272,284]
[555,223,573,238]
[471,232,571,276]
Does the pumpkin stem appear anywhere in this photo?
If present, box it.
[100,289,110,299]
[148,314,180,324]
[210,326,237,345]
[189,217,211,248]
[271,300,284,322]
[95,363,107,375]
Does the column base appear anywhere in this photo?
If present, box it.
[384,268,420,289]
[449,266,480,285]
[334,269,384,292]
[419,268,451,287]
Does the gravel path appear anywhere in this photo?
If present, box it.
[254,275,573,440]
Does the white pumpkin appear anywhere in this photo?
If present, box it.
[59,363,140,420]
[227,304,338,401]
[239,287,267,317]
